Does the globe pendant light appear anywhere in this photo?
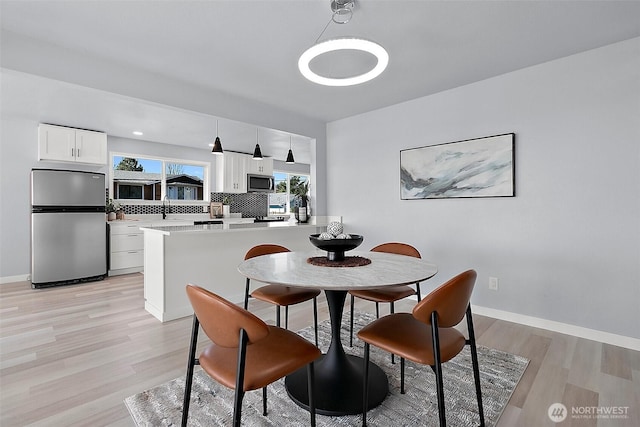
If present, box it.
[253,128,263,160]
[211,120,224,155]
[286,136,295,164]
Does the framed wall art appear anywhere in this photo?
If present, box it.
[400,133,515,199]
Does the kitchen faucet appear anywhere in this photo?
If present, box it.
[162,195,170,219]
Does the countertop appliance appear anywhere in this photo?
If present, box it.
[31,169,107,288]
[254,216,286,223]
[247,174,274,193]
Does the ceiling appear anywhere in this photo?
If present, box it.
[2,1,639,163]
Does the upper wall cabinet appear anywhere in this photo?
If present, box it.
[38,124,107,165]
[215,152,248,193]
[247,157,273,176]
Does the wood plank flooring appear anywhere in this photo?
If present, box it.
[1,274,638,426]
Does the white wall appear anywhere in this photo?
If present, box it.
[326,38,640,340]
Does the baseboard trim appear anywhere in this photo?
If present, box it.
[0,274,29,284]
[472,305,640,352]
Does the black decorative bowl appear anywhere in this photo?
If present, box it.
[309,234,363,261]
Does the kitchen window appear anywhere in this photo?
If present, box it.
[111,154,209,202]
[269,173,310,215]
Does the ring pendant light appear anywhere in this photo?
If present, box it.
[298,38,388,87]
[298,0,388,87]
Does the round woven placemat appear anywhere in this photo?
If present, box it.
[307,256,371,267]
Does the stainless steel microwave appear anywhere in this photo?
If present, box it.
[247,174,274,192]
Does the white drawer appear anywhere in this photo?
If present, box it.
[109,223,147,235]
[111,233,144,252]
[110,250,144,270]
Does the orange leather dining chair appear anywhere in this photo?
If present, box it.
[349,242,423,357]
[358,270,485,427]
[182,285,322,427]
[244,244,320,346]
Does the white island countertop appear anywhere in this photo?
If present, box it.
[141,216,342,322]
[140,217,330,236]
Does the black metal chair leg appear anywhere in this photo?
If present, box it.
[233,329,249,427]
[466,306,485,426]
[285,305,289,330]
[244,278,250,309]
[349,294,355,347]
[362,343,370,427]
[431,311,446,427]
[307,362,316,427]
[400,357,405,394]
[275,306,281,327]
[390,302,395,364]
[262,387,267,416]
[181,315,200,427]
[313,297,318,347]
[416,282,422,301]
[375,302,379,318]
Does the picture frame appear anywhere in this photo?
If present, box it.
[209,202,223,218]
[400,133,515,199]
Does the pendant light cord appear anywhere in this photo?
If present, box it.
[315,16,334,44]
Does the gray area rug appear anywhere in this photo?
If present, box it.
[125,312,528,426]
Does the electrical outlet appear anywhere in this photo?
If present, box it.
[489,277,499,291]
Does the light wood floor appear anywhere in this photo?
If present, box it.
[1,274,638,426]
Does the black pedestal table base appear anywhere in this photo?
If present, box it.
[285,290,389,416]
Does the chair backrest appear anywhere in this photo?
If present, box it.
[186,285,269,348]
[412,270,477,328]
[244,244,290,260]
[370,242,421,258]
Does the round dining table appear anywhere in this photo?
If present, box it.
[237,249,438,416]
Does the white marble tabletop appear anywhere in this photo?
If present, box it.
[237,250,438,291]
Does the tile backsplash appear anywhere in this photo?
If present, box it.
[211,192,268,218]
[107,190,268,217]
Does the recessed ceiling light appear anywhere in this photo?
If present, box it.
[298,38,389,86]
[132,131,143,136]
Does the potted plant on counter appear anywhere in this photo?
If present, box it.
[222,196,233,218]
[106,199,121,221]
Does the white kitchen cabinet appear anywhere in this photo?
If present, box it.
[38,124,107,165]
[247,157,273,176]
[215,152,248,193]
[109,221,149,274]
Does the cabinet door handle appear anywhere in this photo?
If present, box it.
[127,234,138,237]
[71,148,75,157]
[77,148,80,157]
[128,251,138,254]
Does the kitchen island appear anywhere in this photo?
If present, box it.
[141,217,338,322]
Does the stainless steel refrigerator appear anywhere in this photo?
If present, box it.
[31,169,107,288]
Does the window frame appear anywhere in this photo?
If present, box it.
[109,152,210,205]
[269,172,310,215]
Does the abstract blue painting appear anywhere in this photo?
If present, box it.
[400,133,515,199]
